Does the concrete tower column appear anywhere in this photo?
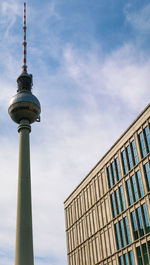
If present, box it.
[15,119,34,265]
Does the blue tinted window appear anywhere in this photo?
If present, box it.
[121,151,128,175]
[136,170,144,197]
[139,132,147,158]
[111,186,125,218]
[124,217,131,244]
[142,203,150,234]
[126,145,133,170]
[115,189,121,214]
[120,219,126,247]
[131,140,138,165]
[115,217,131,250]
[112,161,117,184]
[131,174,139,201]
[126,179,133,205]
[111,193,117,217]
[115,223,121,250]
[144,163,150,191]
[137,207,144,237]
[119,256,124,265]
[107,166,113,188]
[119,186,126,211]
[119,251,135,265]
[144,126,150,152]
[129,251,135,265]
[131,211,138,240]
[124,253,129,265]
[115,157,121,180]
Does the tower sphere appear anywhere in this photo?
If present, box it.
[8,72,41,124]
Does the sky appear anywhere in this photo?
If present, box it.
[0,0,150,264]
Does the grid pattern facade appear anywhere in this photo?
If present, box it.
[64,105,150,265]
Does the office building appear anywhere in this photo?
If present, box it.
[64,104,150,265]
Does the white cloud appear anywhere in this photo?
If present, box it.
[1,1,150,265]
[125,3,150,32]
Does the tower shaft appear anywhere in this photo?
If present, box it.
[15,119,34,265]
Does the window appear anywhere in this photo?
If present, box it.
[144,162,150,191]
[110,186,126,217]
[107,157,121,188]
[119,251,135,265]
[121,151,128,175]
[130,204,150,240]
[126,145,133,170]
[139,131,147,158]
[136,241,150,265]
[141,203,150,234]
[131,140,138,165]
[126,170,144,206]
[114,217,131,250]
[121,141,138,175]
[144,126,150,152]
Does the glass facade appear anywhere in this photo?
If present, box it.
[136,241,150,265]
[107,157,121,188]
[121,141,138,175]
[144,162,150,191]
[114,217,131,250]
[131,204,150,240]
[119,251,135,265]
[110,185,125,217]
[139,126,150,158]
[126,170,144,206]
[65,108,150,265]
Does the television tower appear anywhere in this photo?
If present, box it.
[8,3,41,265]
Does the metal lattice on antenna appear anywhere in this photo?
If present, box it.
[22,2,27,72]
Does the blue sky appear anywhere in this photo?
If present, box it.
[0,0,150,265]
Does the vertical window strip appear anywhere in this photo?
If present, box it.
[115,157,121,180]
[137,207,144,237]
[110,186,126,218]
[131,211,138,240]
[136,246,143,265]
[112,161,117,184]
[126,179,133,206]
[115,217,131,250]
[119,251,135,265]
[115,189,121,214]
[126,170,143,207]
[144,163,150,191]
[107,166,113,188]
[136,170,144,197]
[131,140,138,165]
[139,131,147,158]
[124,217,131,244]
[111,193,117,217]
[119,186,126,211]
[131,174,139,201]
[142,243,149,265]
[121,150,128,175]
[126,145,133,170]
[144,126,150,152]
[129,250,135,265]
[141,203,150,234]
[124,253,129,265]
[114,223,121,250]
[131,204,150,240]
[119,219,126,247]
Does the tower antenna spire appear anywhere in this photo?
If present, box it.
[23,2,27,72]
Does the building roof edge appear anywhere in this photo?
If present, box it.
[64,103,150,205]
